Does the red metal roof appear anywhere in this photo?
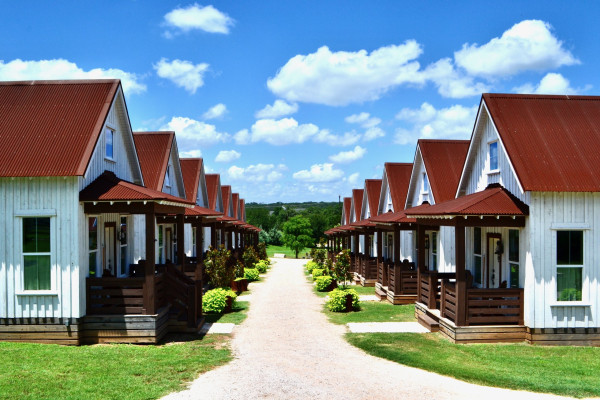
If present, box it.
[0,79,120,177]
[240,199,246,221]
[365,179,382,218]
[79,171,193,205]
[343,197,352,225]
[133,132,174,192]
[205,174,221,211]
[180,158,203,203]
[350,219,376,228]
[419,140,469,203]
[185,205,222,217]
[221,185,232,217]
[483,93,600,192]
[407,184,528,217]
[352,189,364,221]
[232,193,240,219]
[369,203,430,224]
[384,163,413,212]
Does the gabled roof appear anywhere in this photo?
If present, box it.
[186,205,222,217]
[221,185,232,217]
[0,79,121,177]
[206,174,222,211]
[382,163,413,212]
[419,140,469,203]
[363,179,382,218]
[232,193,240,219]
[180,158,202,203]
[240,199,246,222]
[481,93,600,192]
[343,197,352,225]
[79,171,192,205]
[133,131,174,192]
[351,189,364,222]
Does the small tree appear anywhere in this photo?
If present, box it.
[313,248,327,267]
[204,245,234,288]
[282,215,313,258]
[242,246,259,269]
[333,249,351,289]
[256,242,268,261]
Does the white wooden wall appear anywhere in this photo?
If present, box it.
[161,140,186,199]
[0,177,81,319]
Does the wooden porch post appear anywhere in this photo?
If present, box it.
[455,224,467,326]
[195,220,203,321]
[176,213,185,265]
[144,209,156,314]
[211,222,217,248]
[393,225,400,265]
[376,229,383,282]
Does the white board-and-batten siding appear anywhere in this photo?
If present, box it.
[0,177,81,319]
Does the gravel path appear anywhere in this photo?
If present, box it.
[162,258,573,400]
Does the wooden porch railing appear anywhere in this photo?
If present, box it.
[87,277,149,315]
[349,254,356,273]
[365,257,377,280]
[388,261,417,295]
[163,264,197,327]
[377,260,391,287]
[418,271,455,310]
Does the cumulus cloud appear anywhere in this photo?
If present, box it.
[454,20,579,78]
[313,130,361,146]
[163,4,234,36]
[245,118,319,145]
[347,172,360,185]
[161,117,229,146]
[293,163,344,183]
[0,58,146,95]
[423,58,490,98]
[363,127,385,141]
[255,99,299,119]
[345,112,381,128]
[513,72,587,95]
[154,58,209,94]
[394,102,477,145]
[267,42,424,106]
[329,146,366,164]
[228,163,286,183]
[179,149,203,158]
[202,103,227,120]
[215,149,241,162]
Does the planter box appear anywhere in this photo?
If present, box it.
[231,278,248,292]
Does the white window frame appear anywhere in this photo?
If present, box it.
[165,165,171,188]
[473,227,482,287]
[17,213,57,295]
[554,229,585,303]
[431,231,438,271]
[488,140,499,173]
[508,229,520,288]
[192,227,197,257]
[119,216,128,277]
[105,127,115,162]
[89,216,99,278]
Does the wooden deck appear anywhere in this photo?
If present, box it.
[0,318,80,345]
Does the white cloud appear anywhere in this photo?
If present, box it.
[163,4,234,35]
[313,129,361,146]
[423,58,490,98]
[345,112,381,128]
[347,172,360,185]
[267,42,424,106]
[454,20,579,78]
[215,149,241,163]
[293,163,344,183]
[202,103,227,120]
[394,102,477,145]
[233,129,250,145]
[161,117,229,146]
[329,146,366,164]
[255,99,299,119]
[179,149,203,158]
[227,163,285,183]
[513,72,586,95]
[363,127,385,141]
[154,58,209,94]
[247,118,319,145]
[0,58,146,95]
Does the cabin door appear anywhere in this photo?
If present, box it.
[103,223,116,277]
[486,234,501,288]
[165,227,173,263]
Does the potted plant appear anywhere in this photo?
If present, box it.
[231,261,248,292]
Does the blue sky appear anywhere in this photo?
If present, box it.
[2,1,598,202]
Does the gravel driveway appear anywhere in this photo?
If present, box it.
[162,258,573,400]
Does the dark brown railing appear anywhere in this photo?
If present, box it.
[419,271,455,309]
[86,277,147,315]
[163,264,197,327]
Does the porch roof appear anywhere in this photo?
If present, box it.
[185,205,222,217]
[80,171,194,206]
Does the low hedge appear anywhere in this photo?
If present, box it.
[326,288,359,312]
[244,268,260,282]
[305,261,319,273]
[312,268,325,278]
[204,288,237,313]
[255,260,269,274]
[315,275,333,292]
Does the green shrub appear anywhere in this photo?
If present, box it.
[244,268,260,282]
[315,275,333,292]
[203,288,237,313]
[326,288,359,312]
[204,245,234,288]
[312,268,324,278]
[305,261,319,273]
[255,260,269,273]
[242,246,260,269]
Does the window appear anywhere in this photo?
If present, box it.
[119,216,128,276]
[431,232,438,271]
[422,173,429,193]
[165,165,171,187]
[88,217,98,277]
[473,227,482,286]
[23,217,51,291]
[557,230,583,301]
[105,128,114,160]
[489,141,498,171]
[387,234,393,261]
[192,227,197,257]
[509,230,519,288]
[158,225,164,263]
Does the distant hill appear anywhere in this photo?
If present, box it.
[246,201,340,211]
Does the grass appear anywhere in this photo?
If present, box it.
[0,335,231,400]
[326,302,415,325]
[204,301,250,324]
[346,332,600,398]
[267,245,313,259]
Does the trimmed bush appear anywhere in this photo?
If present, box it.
[315,275,333,292]
[312,268,324,278]
[255,260,269,274]
[305,261,319,273]
[326,288,359,312]
[244,268,260,282]
[203,288,237,313]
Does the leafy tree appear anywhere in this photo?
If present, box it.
[333,249,351,288]
[282,215,313,258]
[204,245,234,288]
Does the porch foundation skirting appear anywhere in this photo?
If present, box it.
[0,318,81,345]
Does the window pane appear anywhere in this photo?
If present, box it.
[570,231,583,265]
[432,232,437,253]
[557,231,569,264]
[474,255,482,285]
[490,142,498,170]
[474,227,481,254]
[120,217,127,245]
[105,129,113,158]
[23,218,37,253]
[422,173,428,192]
[89,217,98,251]
[23,218,50,253]
[89,252,97,277]
[120,246,127,276]
[24,255,51,290]
[557,267,582,301]
[510,263,519,288]
[557,231,583,265]
[509,229,519,262]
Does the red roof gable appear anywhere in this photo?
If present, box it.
[343,197,352,225]
[133,132,174,192]
[0,79,120,177]
[384,163,412,212]
[221,185,232,217]
[180,158,203,203]
[483,93,600,192]
[232,193,239,219]
[365,179,382,218]
[240,199,245,221]
[205,174,220,211]
[186,205,222,217]
[352,189,364,222]
[419,139,469,203]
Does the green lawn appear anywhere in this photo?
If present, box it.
[325,302,415,325]
[0,335,231,400]
[347,332,600,398]
[204,301,249,325]
[267,245,313,259]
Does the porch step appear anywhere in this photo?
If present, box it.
[374,286,387,300]
[417,313,440,332]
